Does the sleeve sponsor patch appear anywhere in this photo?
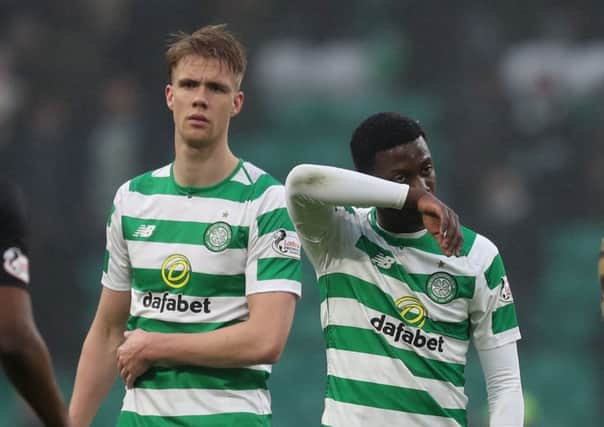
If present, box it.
[271,229,301,258]
[3,247,30,284]
[499,276,513,302]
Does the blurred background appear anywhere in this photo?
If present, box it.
[0,1,602,426]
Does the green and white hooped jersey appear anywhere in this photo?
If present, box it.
[310,208,520,427]
[101,160,301,427]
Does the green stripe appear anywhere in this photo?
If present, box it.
[122,216,249,249]
[132,268,245,297]
[484,254,506,289]
[107,204,115,227]
[321,273,470,340]
[128,316,242,334]
[128,166,280,202]
[118,411,271,427]
[135,366,268,390]
[355,236,475,302]
[368,209,477,256]
[491,304,518,334]
[257,258,301,281]
[327,376,466,426]
[256,208,295,237]
[325,324,465,387]
[103,249,109,273]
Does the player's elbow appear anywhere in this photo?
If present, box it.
[0,325,42,358]
[285,164,323,197]
[253,336,287,365]
[258,342,285,365]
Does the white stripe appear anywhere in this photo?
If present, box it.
[326,348,467,409]
[122,192,251,225]
[322,256,469,323]
[122,387,271,416]
[465,234,498,271]
[231,167,252,185]
[151,164,171,177]
[322,398,458,427]
[253,185,287,214]
[241,161,268,183]
[245,279,301,297]
[326,297,467,364]
[399,247,472,275]
[130,289,248,323]
[127,241,246,275]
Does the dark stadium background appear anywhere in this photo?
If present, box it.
[1,1,602,425]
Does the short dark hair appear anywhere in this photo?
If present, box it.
[350,112,426,173]
[165,24,247,86]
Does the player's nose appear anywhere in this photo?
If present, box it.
[192,88,209,109]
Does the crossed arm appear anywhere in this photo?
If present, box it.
[69,287,296,425]
[116,291,296,388]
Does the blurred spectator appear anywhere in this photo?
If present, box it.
[85,74,144,229]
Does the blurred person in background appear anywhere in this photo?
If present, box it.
[69,24,301,426]
[0,178,70,426]
[285,113,523,426]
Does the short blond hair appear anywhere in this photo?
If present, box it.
[165,24,247,85]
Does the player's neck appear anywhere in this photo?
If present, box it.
[173,138,239,188]
[376,208,424,234]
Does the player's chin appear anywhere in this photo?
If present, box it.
[184,134,213,148]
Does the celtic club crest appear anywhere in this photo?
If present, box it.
[426,271,458,304]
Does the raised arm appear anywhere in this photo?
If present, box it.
[285,164,461,255]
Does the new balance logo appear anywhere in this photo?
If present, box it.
[371,253,396,269]
[133,225,156,238]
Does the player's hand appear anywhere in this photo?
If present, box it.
[116,329,153,388]
[416,192,462,257]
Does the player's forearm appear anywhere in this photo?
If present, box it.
[286,164,409,209]
[478,343,524,426]
[70,325,122,426]
[0,330,69,426]
[148,319,285,368]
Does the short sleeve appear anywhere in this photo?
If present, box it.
[245,185,301,297]
[101,182,132,291]
[470,238,521,350]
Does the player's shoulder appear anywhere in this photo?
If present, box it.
[238,160,284,201]
[461,225,502,270]
[126,164,171,194]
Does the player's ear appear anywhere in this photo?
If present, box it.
[166,84,174,110]
[231,91,244,117]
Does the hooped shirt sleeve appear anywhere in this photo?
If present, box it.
[284,164,409,274]
[469,235,521,350]
[101,182,132,291]
[245,184,302,297]
[0,181,30,288]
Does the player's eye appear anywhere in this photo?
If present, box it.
[208,83,227,93]
[180,80,197,88]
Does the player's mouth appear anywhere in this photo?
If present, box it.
[188,114,209,127]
